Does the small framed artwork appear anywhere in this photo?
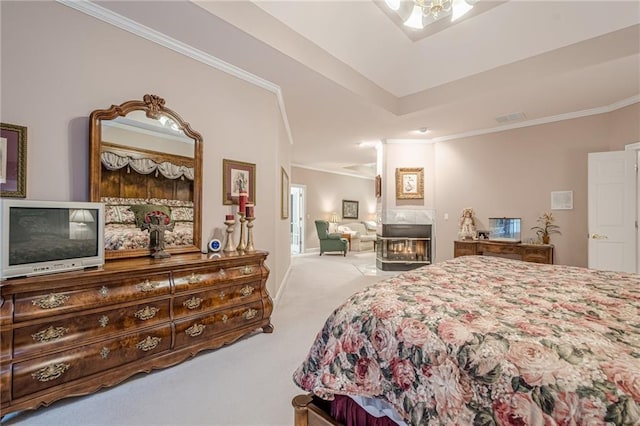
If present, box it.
[281,167,289,219]
[551,190,573,210]
[477,230,490,240]
[223,159,256,205]
[342,199,359,219]
[375,174,381,198]
[395,167,424,200]
[1,123,27,198]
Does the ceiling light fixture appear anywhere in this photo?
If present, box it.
[386,0,475,30]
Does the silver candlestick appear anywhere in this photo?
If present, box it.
[236,212,247,252]
[245,216,256,253]
[223,219,236,253]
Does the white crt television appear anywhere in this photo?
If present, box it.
[1,199,105,280]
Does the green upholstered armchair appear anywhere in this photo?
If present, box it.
[315,220,348,256]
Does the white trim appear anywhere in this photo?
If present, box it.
[625,142,640,151]
[291,163,376,180]
[56,0,294,145]
[272,263,292,308]
[433,95,640,143]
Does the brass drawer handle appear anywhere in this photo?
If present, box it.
[32,326,69,343]
[183,296,203,310]
[136,336,161,352]
[222,314,228,324]
[134,306,159,321]
[99,286,109,298]
[32,362,70,382]
[99,315,109,327]
[136,279,159,293]
[240,285,255,297]
[219,291,226,300]
[185,273,202,284]
[243,308,257,320]
[242,266,253,275]
[218,269,225,277]
[32,294,69,310]
[100,347,110,359]
[185,323,206,337]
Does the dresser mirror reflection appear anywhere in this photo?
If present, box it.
[89,94,203,259]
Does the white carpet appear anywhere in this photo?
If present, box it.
[4,251,394,426]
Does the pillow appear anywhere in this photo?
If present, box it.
[104,205,136,225]
[171,207,193,222]
[130,205,171,228]
[363,221,376,231]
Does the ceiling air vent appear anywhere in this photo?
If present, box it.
[495,112,526,124]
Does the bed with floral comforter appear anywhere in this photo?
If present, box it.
[293,255,640,425]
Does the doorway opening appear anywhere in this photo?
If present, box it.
[291,185,305,255]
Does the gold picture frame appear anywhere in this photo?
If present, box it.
[281,167,289,219]
[223,159,256,205]
[1,123,27,198]
[395,167,424,200]
[375,174,381,198]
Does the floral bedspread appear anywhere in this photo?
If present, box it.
[293,256,640,425]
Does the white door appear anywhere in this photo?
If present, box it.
[587,150,636,272]
[290,185,305,255]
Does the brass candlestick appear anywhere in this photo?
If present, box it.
[223,219,236,253]
[245,216,256,253]
[236,212,247,252]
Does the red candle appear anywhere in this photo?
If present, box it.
[245,204,254,218]
[225,214,234,221]
[238,192,247,214]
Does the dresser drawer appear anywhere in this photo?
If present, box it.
[522,246,553,264]
[174,301,264,348]
[12,324,171,399]
[454,242,477,257]
[480,243,519,255]
[13,300,171,358]
[173,281,262,318]
[1,363,10,404]
[173,263,262,292]
[13,273,171,322]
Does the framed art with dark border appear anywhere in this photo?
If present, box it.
[281,167,289,219]
[375,174,382,198]
[223,159,256,206]
[342,199,359,219]
[1,123,27,198]
[395,167,424,200]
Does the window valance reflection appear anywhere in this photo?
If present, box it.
[101,151,194,181]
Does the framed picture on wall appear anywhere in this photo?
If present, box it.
[223,159,256,205]
[342,199,359,219]
[375,174,381,198]
[395,167,424,200]
[281,167,289,219]
[1,123,27,198]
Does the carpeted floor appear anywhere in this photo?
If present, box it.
[4,251,396,426]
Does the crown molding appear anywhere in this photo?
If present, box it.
[56,0,293,145]
[291,164,375,180]
[432,95,640,143]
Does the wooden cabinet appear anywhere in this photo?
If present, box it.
[0,251,271,416]
[454,240,553,264]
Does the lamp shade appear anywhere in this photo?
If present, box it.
[70,209,95,223]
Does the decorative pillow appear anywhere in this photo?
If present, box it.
[130,205,171,228]
[364,221,376,231]
[171,207,193,222]
[104,205,136,225]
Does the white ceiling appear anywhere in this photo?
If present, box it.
[98,0,640,178]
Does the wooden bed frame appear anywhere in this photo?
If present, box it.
[292,394,341,426]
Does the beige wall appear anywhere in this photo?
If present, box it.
[435,103,640,266]
[1,2,290,296]
[291,167,376,251]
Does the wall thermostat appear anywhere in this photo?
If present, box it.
[208,238,222,253]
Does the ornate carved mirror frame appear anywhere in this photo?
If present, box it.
[89,94,203,260]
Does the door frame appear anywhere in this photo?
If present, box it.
[290,184,306,255]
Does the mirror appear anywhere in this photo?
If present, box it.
[90,94,202,259]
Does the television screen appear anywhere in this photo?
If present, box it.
[8,207,99,266]
[1,200,104,279]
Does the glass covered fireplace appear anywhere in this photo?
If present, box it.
[376,224,432,271]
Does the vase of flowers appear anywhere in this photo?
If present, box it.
[531,212,561,244]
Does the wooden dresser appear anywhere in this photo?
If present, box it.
[0,251,271,416]
[454,240,554,264]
